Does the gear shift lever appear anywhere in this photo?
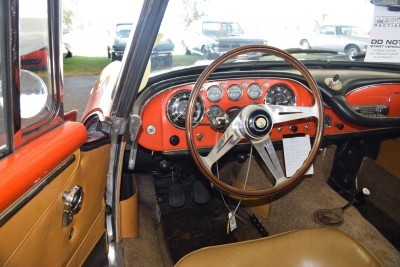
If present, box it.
[314,188,370,226]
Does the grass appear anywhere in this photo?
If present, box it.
[63,56,111,76]
[63,54,203,76]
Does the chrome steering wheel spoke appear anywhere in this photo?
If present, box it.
[201,117,243,170]
[265,103,319,124]
[252,136,286,185]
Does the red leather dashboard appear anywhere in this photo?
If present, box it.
[137,79,400,152]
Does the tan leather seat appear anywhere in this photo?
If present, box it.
[175,227,382,267]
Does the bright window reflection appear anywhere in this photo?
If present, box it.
[19,0,54,129]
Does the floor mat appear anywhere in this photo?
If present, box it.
[161,207,237,263]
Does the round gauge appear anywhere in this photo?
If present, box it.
[247,83,262,100]
[264,84,296,106]
[206,85,223,102]
[207,105,224,118]
[167,91,205,129]
[227,84,242,101]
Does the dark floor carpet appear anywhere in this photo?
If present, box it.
[161,207,237,263]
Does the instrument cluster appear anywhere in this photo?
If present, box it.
[166,79,298,129]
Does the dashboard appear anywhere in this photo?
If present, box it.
[136,73,400,152]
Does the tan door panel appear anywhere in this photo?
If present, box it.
[0,144,110,266]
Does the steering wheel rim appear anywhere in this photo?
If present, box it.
[185,45,324,198]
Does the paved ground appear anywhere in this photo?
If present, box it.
[64,75,98,121]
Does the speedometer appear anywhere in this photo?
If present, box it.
[264,84,296,106]
[227,84,242,101]
[167,91,205,129]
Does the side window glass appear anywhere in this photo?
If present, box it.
[19,0,54,130]
[0,61,9,158]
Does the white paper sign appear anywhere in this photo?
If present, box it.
[365,6,400,62]
[282,135,314,177]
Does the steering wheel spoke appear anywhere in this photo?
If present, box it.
[252,137,287,185]
[266,103,319,124]
[201,119,242,170]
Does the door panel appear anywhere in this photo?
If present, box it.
[0,122,110,265]
[0,122,87,213]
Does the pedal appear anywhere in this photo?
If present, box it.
[168,183,185,208]
[249,213,268,237]
[192,180,210,205]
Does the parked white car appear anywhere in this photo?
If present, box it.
[300,25,370,55]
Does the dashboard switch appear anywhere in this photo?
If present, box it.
[334,123,344,130]
[379,107,389,115]
[169,135,180,146]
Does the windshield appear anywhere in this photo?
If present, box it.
[149,0,399,74]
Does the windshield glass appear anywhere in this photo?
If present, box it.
[149,0,399,74]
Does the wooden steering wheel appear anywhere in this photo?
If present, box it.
[185,45,324,198]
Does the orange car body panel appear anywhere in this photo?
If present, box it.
[0,122,87,213]
[346,84,400,117]
[81,61,122,122]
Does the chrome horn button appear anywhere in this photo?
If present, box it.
[244,106,273,138]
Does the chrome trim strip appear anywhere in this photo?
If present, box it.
[0,154,76,226]
[0,0,19,153]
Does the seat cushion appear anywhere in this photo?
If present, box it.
[175,227,382,267]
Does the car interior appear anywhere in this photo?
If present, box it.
[103,49,400,267]
[0,0,399,266]
[87,1,400,266]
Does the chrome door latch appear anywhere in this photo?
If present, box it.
[62,185,83,227]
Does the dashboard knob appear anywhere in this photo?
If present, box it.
[169,135,180,146]
[290,125,298,132]
[334,123,344,130]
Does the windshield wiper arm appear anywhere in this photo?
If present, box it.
[284,48,340,55]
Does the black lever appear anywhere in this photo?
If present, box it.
[314,188,370,226]
[341,187,370,211]
[332,74,340,82]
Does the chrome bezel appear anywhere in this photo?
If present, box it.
[247,83,263,100]
[206,85,223,103]
[264,83,296,106]
[227,84,243,101]
[166,90,205,130]
[206,105,224,118]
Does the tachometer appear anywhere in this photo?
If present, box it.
[167,91,205,129]
[227,84,242,101]
[206,85,223,102]
[247,83,262,100]
[264,84,295,106]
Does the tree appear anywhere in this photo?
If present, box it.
[63,6,74,30]
[182,0,209,27]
